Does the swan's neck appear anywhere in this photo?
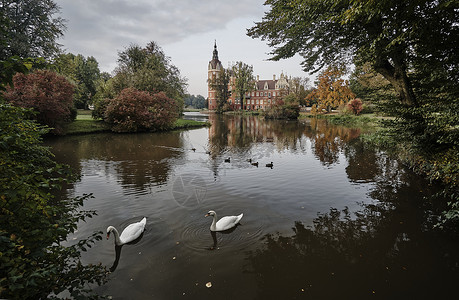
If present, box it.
[210,214,218,231]
[110,227,122,246]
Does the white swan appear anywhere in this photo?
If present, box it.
[107,217,147,246]
[205,210,243,232]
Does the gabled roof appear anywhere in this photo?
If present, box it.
[256,80,277,90]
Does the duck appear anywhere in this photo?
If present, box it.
[206,151,211,155]
[266,162,273,168]
[247,158,252,163]
[224,157,231,163]
[205,210,243,232]
[251,161,259,167]
[191,148,196,152]
[107,217,147,246]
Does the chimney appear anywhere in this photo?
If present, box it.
[273,74,276,80]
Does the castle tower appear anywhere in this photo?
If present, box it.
[207,41,223,110]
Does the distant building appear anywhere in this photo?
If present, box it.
[207,41,290,111]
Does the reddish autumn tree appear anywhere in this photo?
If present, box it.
[347,98,363,115]
[4,69,75,134]
[104,87,178,133]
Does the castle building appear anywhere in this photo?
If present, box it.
[207,42,290,111]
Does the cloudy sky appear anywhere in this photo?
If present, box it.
[57,0,309,96]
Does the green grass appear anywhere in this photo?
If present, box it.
[64,119,110,135]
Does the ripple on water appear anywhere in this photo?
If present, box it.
[177,214,267,253]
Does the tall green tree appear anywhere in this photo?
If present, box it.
[231,61,254,110]
[0,0,66,60]
[247,0,458,107]
[209,68,231,113]
[51,53,101,109]
[112,41,187,110]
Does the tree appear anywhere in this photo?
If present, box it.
[112,41,187,111]
[184,94,207,109]
[347,98,363,115]
[349,62,396,104]
[288,76,311,106]
[0,0,66,60]
[247,0,457,107]
[209,68,231,113]
[231,61,254,110]
[104,87,179,133]
[307,65,355,113]
[0,104,108,299]
[51,53,102,109]
[4,69,75,134]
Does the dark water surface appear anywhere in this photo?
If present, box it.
[45,113,459,299]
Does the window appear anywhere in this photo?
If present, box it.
[268,92,271,97]
[252,92,254,96]
[209,100,212,105]
[256,99,259,104]
[256,92,259,97]
[264,92,267,96]
[273,92,276,97]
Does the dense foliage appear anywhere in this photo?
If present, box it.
[307,65,355,113]
[184,94,207,109]
[264,103,300,120]
[347,98,363,115]
[0,0,65,60]
[0,104,108,299]
[110,41,187,109]
[209,68,231,113]
[104,87,179,133]
[231,61,254,110]
[248,0,457,107]
[51,53,102,109]
[4,69,75,135]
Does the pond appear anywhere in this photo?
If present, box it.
[45,113,459,299]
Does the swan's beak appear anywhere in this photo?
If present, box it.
[205,213,209,217]
[106,233,110,239]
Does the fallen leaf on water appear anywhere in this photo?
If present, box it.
[206,282,212,288]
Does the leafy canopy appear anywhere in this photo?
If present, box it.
[248,0,458,106]
[0,0,66,60]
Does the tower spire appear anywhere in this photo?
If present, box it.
[212,40,219,61]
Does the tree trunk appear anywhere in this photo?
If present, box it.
[373,58,418,107]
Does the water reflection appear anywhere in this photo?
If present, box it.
[46,132,185,191]
[108,230,145,272]
[206,114,362,168]
[42,113,459,299]
[247,202,459,299]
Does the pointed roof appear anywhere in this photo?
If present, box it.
[209,40,222,70]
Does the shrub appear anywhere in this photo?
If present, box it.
[347,98,363,115]
[264,104,300,120]
[3,69,75,134]
[104,87,179,132]
[0,104,108,299]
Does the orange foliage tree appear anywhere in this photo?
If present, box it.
[307,66,355,114]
